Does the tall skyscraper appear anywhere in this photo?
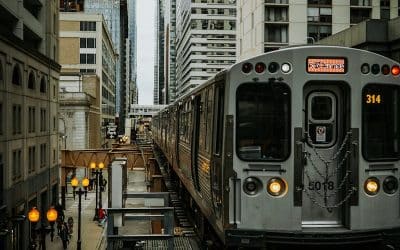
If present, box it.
[237,0,400,60]
[164,0,178,104]
[175,0,237,97]
[128,1,138,105]
[84,0,132,134]
[154,0,166,104]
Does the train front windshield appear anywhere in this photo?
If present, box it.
[362,84,400,160]
[236,82,291,161]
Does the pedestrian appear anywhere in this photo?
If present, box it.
[102,178,107,192]
[88,178,93,191]
[60,223,69,250]
[98,208,107,228]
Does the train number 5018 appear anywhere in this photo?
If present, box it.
[308,181,335,191]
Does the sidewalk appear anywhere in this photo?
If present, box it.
[44,184,108,249]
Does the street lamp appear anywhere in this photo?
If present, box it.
[71,176,89,250]
[90,162,104,221]
[28,206,58,250]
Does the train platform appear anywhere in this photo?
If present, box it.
[107,159,200,250]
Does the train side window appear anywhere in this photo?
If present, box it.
[206,87,214,153]
[362,84,400,160]
[213,85,224,156]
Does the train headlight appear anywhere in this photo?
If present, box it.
[364,177,379,195]
[267,177,287,197]
[281,63,291,73]
[243,177,262,195]
[383,176,398,194]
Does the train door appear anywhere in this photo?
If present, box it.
[192,95,201,191]
[211,83,224,218]
[302,81,350,227]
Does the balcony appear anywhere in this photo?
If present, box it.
[59,92,93,106]
[265,16,289,23]
[307,15,332,23]
[350,0,372,7]
[265,0,289,6]
[308,0,332,5]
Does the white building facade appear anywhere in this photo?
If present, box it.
[237,0,400,60]
[175,0,237,97]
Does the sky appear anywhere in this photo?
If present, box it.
[136,0,155,105]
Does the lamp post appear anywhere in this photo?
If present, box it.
[27,206,58,250]
[90,162,104,221]
[71,176,89,250]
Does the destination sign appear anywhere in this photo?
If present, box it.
[307,57,346,74]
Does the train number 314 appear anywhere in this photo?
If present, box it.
[308,181,335,191]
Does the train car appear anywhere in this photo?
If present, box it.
[152,46,400,248]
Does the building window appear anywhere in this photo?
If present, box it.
[380,0,390,19]
[350,8,371,24]
[53,14,57,35]
[0,61,3,83]
[40,108,47,132]
[12,149,22,179]
[40,143,47,168]
[53,116,56,131]
[265,25,288,43]
[80,38,96,48]
[40,77,47,93]
[308,24,332,41]
[307,7,332,22]
[80,21,96,31]
[12,65,21,86]
[28,72,36,89]
[80,53,96,64]
[12,104,22,135]
[28,146,36,173]
[28,106,36,133]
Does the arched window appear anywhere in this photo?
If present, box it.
[12,65,21,86]
[28,72,35,89]
[40,77,46,93]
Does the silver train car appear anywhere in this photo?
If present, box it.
[152,46,400,248]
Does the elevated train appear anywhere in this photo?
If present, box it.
[152,46,400,248]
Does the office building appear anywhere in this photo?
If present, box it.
[175,0,237,97]
[0,1,60,249]
[155,0,166,104]
[59,12,118,147]
[164,0,178,104]
[237,0,400,60]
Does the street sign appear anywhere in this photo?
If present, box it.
[106,124,117,139]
